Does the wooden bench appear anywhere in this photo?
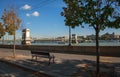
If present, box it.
[31,50,55,64]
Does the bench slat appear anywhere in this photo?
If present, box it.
[31,50,55,65]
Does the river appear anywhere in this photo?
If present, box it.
[0,40,120,46]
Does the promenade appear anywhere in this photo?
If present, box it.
[0,48,120,77]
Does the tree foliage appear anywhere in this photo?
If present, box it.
[0,22,6,38]
[1,8,21,35]
[61,0,83,28]
[62,0,120,30]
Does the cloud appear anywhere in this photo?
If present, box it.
[26,11,39,17]
[26,13,30,16]
[32,11,39,17]
[21,4,31,10]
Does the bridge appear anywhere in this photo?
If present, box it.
[32,38,67,43]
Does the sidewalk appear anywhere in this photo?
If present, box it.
[0,48,120,77]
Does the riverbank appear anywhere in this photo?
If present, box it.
[0,45,120,57]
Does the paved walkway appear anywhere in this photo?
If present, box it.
[0,61,37,77]
[0,48,120,77]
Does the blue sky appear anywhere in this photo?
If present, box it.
[0,0,120,39]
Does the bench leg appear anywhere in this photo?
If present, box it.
[36,56,37,60]
[48,58,51,65]
[52,55,55,63]
[32,56,34,60]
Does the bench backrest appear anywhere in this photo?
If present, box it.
[31,50,50,56]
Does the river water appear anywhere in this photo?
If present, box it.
[31,40,120,46]
[1,40,120,46]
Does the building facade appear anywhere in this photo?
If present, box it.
[101,32,120,40]
[21,29,31,45]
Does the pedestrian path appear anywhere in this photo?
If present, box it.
[0,48,120,77]
[0,60,37,77]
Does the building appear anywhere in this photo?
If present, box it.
[21,29,31,45]
[101,32,120,40]
[56,36,67,42]
[86,34,96,40]
[114,35,120,40]
[77,36,85,43]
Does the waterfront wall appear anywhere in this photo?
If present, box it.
[0,45,120,57]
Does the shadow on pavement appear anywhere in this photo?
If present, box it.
[7,58,119,77]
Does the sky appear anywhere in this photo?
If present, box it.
[0,0,120,39]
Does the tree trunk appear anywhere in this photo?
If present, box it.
[69,26,71,46]
[96,29,100,77]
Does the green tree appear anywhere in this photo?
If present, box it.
[61,0,120,76]
[1,8,21,58]
[61,0,83,46]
